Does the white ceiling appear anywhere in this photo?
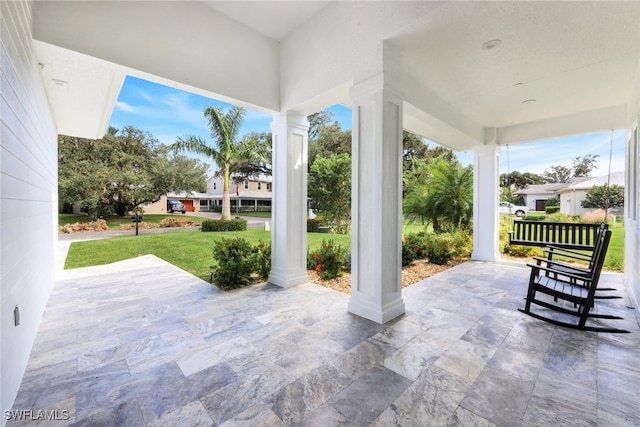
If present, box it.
[389,1,640,130]
[202,1,331,40]
[32,1,640,146]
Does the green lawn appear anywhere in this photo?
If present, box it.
[65,216,623,284]
[66,228,352,282]
[59,213,213,229]
[235,211,272,218]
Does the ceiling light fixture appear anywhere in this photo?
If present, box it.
[51,79,68,87]
[482,39,502,50]
[521,99,536,105]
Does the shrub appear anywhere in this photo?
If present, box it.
[307,218,323,232]
[546,212,571,223]
[581,209,608,224]
[545,196,560,207]
[545,206,560,214]
[503,244,535,257]
[423,233,453,265]
[401,239,417,266]
[202,219,247,232]
[211,237,255,290]
[446,228,473,258]
[522,214,545,221]
[403,233,429,259]
[307,239,345,280]
[252,240,271,280]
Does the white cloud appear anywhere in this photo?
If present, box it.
[115,101,136,113]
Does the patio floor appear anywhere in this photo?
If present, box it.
[9,249,640,426]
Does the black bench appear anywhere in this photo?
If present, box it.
[508,221,605,250]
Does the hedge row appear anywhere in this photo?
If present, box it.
[202,219,247,232]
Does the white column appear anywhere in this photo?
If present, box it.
[269,113,309,287]
[348,74,405,324]
[471,131,501,262]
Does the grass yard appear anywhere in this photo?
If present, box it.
[66,228,352,282]
[59,213,213,229]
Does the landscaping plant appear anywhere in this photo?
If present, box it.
[307,239,345,280]
[211,237,255,290]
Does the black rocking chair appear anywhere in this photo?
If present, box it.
[519,228,629,333]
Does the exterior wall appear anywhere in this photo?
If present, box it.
[142,195,168,215]
[559,190,589,215]
[624,52,639,308]
[206,176,272,195]
[625,121,639,307]
[1,0,58,418]
[521,193,554,211]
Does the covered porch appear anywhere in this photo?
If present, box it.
[9,249,640,425]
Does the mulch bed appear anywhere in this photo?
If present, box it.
[308,257,469,294]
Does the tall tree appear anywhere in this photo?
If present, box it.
[59,126,207,217]
[402,131,457,171]
[228,131,272,178]
[174,106,268,220]
[581,184,624,210]
[308,121,351,170]
[542,165,572,183]
[308,153,352,234]
[572,154,599,177]
[500,171,545,189]
[307,110,335,140]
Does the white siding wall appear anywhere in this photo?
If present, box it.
[625,56,640,308]
[1,0,58,418]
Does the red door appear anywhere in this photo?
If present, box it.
[180,200,194,212]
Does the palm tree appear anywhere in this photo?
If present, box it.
[403,158,473,232]
[426,159,473,231]
[173,106,267,220]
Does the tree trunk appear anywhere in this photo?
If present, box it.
[221,166,232,220]
[221,191,231,220]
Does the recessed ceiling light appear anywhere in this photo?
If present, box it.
[51,79,68,87]
[521,99,536,105]
[482,39,502,50]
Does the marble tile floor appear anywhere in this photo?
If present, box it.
[9,255,640,426]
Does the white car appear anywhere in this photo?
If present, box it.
[499,202,529,217]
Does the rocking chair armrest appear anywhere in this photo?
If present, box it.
[526,262,595,283]
[531,257,591,274]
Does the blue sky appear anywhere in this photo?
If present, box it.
[110,75,626,177]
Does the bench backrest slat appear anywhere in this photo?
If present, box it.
[509,221,607,249]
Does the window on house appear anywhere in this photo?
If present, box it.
[213,182,217,190]
[258,182,262,190]
[267,183,272,191]
[244,181,249,190]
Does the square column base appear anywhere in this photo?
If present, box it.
[269,268,309,288]
[348,294,405,324]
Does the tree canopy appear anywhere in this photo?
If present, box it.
[173,106,268,220]
[542,155,600,183]
[581,184,624,210]
[308,153,352,234]
[403,158,473,232]
[58,126,207,217]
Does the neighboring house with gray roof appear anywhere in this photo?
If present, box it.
[557,171,625,215]
[514,178,590,211]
